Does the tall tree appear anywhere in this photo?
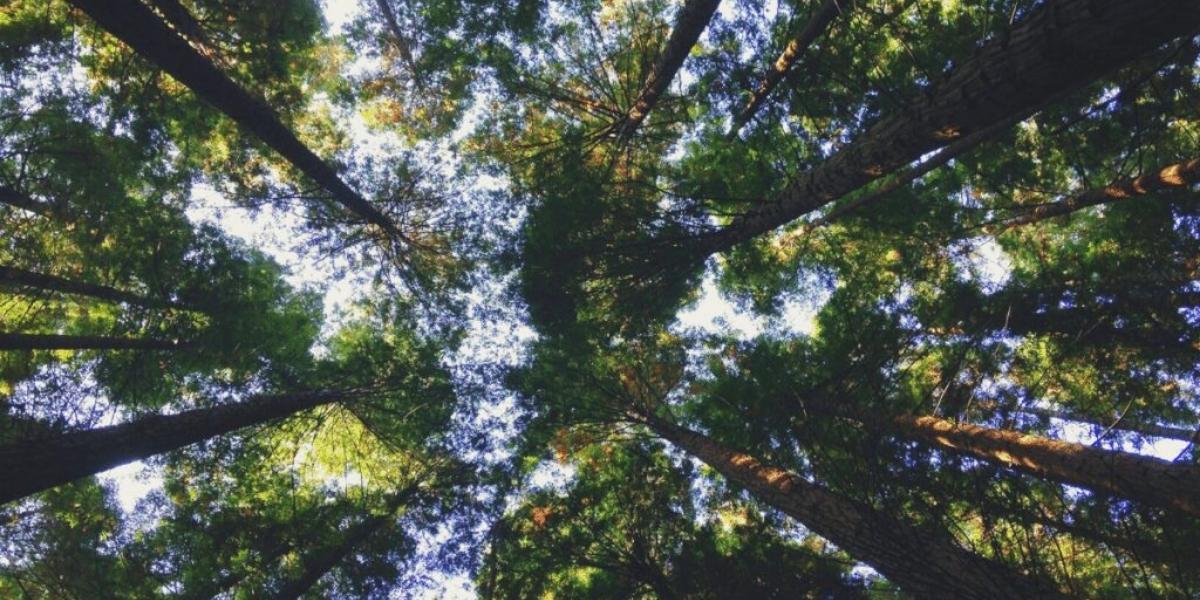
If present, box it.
[615,0,722,140]
[0,388,358,504]
[65,0,408,241]
[727,0,847,137]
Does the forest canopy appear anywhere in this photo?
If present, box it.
[2,0,1200,597]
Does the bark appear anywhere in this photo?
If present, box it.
[0,265,195,312]
[811,108,1034,227]
[646,416,1067,599]
[0,389,356,504]
[269,484,418,600]
[66,0,406,241]
[0,333,190,351]
[892,414,1200,517]
[0,186,53,216]
[700,0,1200,255]
[986,158,1200,231]
[727,0,845,137]
[615,0,722,140]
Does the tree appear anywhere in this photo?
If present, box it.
[481,440,866,599]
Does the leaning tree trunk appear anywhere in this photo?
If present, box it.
[67,0,406,241]
[891,414,1200,518]
[645,416,1067,599]
[701,0,1200,255]
[974,399,1199,444]
[0,186,53,216]
[0,333,190,351]
[727,0,846,137]
[270,484,419,600]
[0,389,357,504]
[1015,405,1198,444]
[0,265,195,312]
[615,0,722,140]
[986,157,1200,231]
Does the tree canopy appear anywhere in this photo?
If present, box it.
[2,0,1199,597]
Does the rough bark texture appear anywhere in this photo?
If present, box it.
[270,484,417,600]
[988,157,1200,231]
[616,0,721,140]
[702,0,1200,254]
[0,333,190,351]
[0,389,354,504]
[67,0,405,240]
[893,414,1200,517]
[648,417,1067,599]
[0,265,194,311]
[727,0,845,137]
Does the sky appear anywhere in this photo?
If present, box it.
[87,0,1193,596]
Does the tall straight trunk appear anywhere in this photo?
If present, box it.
[891,414,1200,517]
[1015,405,1198,444]
[975,400,1199,444]
[270,484,418,600]
[67,0,406,241]
[0,186,53,216]
[700,0,1200,255]
[0,389,356,504]
[0,333,190,351]
[810,108,1035,227]
[986,157,1200,231]
[373,0,423,89]
[645,416,1067,599]
[0,265,195,312]
[727,0,845,137]
[146,0,210,49]
[615,0,722,140]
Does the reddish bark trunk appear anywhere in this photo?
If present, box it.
[616,0,722,140]
[893,414,1200,517]
[987,158,1200,231]
[728,0,846,137]
[702,0,1200,255]
[648,416,1067,599]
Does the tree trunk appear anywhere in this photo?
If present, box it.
[0,265,195,312]
[974,401,1199,444]
[615,0,721,140]
[66,0,406,241]
[645,416,1067,599]
[146,0,210,49]
[810,108,1034,227]
[727,0,846,137]
[0,333,190,351]
[270,484,418,600]
[701,0,1200,255]
[891,414,1200,517]
[0,389,356,504]
[986,157,1200,231]
[372,0,423,90]
[0,186,53,216]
